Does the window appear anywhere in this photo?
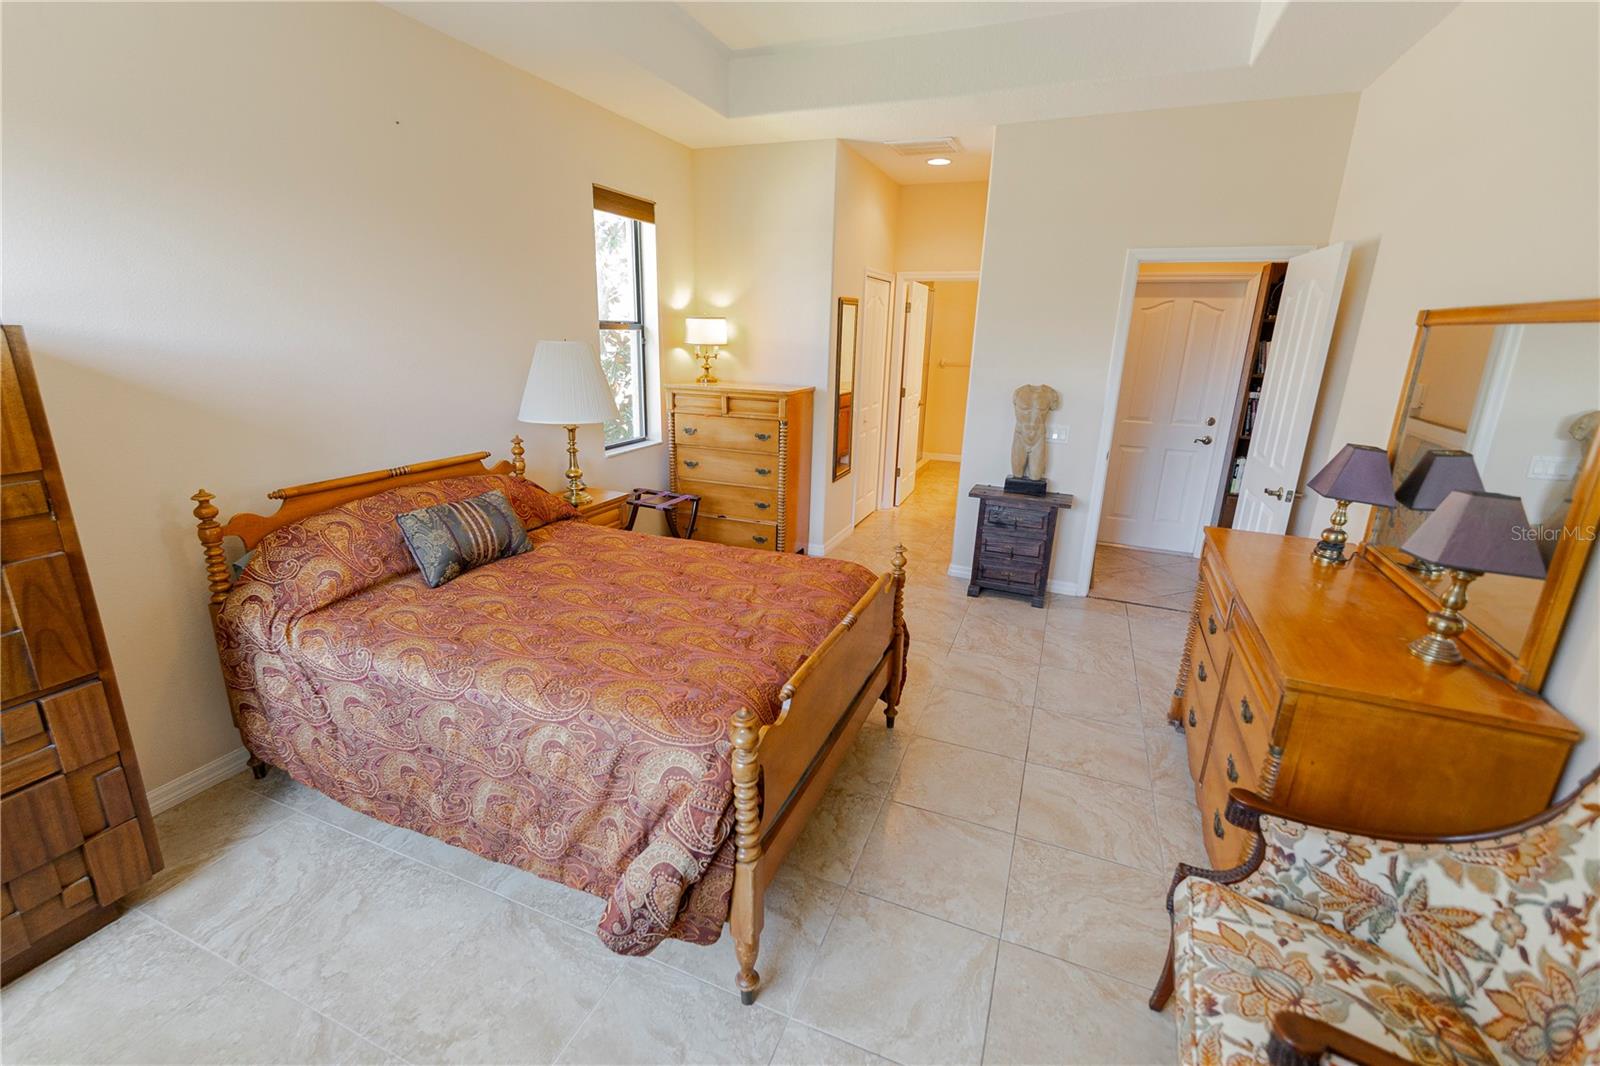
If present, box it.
[592,187,655,448]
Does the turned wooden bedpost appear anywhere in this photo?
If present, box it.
[884,543,908,728]
[191,490,232,611]
[729,706,764,1005]
[510,435,526,480]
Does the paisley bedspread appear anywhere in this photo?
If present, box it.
[216,474,878,953]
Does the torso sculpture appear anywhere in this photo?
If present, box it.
[1011,384,1060,481]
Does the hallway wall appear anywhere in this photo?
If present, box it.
[921,281,977,461]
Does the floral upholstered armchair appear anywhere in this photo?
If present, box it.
[1150,768,1599,1066]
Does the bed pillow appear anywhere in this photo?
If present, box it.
[395,489,532,587]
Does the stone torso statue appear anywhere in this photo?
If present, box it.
[1011,384,1060,481]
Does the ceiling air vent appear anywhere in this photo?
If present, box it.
[884,138,960,157]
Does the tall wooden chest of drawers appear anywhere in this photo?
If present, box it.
[1174,528,1578,870]
[1,326,161,982]
[667,383,813,552]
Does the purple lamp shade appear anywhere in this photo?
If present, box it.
[1307,444,1399,508]
[1400,491,1547,579]
[1395,450,1485,511]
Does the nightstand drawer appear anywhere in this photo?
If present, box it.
[982,504,1049,534]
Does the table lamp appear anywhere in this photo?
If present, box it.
[1394,450,1484,575]
[685,317,728,384]
[1401,490,1546,665]
[1305,444,1399,566]
[517,340,619,505]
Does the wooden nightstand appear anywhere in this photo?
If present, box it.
[574,488,629,529]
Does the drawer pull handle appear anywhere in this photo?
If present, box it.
[1187,707,1197,728]
[755,467,771,476]
[755,432,771,441]
[1207,616,1217,635]
[1197,663,1207,683]
[1240,698,1253,725]
[684,460,700,469]
[683,426,698,435]
[1213,812,1225,839]
[755,502,770,510]
[752,535,768,544]
[1226,755,1238,783]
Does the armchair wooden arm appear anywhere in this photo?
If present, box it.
[1267,1013,1415,1066]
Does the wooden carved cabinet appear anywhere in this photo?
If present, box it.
[667,383,813,552]
[966,485,1074,607]
[1174,529,1579,869]
[1,326,161,981]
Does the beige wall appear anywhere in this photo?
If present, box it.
[825,145,900,546]
[962,95,1358,591]
[1291,1,1600,788]
[1,2,694,794]
[896,183,989,273]
[691,140,839,547]
[920,281,978,460]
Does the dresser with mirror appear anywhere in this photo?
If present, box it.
[1172,299,1597,869]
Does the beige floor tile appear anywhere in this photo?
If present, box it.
[1,910,364,1065]
[1033,665,1142,725]
[1042,607,1132,645]
[785,778,888,886]
[1016,764,1163,872]
[479,862,608,928]
[1038,633,1136,677]
[1145,724,1194,800]
[935,647,1038,705]
[902,600,965,646]
[891,738,1024,831]
[244,771,409,848]
[770,1022,896,1066]
[792,893,996,1065]
[1139,684,1181,731]
[651,867,844,1015]
[962,592,1048,630]
[380,898,624,1063]
[835,718,915,793]
[1026,708,1151,789]
[951,613,1044,665]
[1046,593,1127,616]
[1133,653,1181,693]
[128,777,295,905]
[983,942,1176,1065]
[1154,790,1209,870]
[1002,838,1170,983]
[558,960,787,1065]
[913,687,1031,759]
[851,802,1013,934]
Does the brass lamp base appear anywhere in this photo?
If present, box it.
[694,345,720,385]
[1311,499,1352,566]
[1408,568,1478,665]
[561,424,591,505]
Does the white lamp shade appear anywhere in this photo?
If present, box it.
[685,317,728,346]
[517,340,619,425]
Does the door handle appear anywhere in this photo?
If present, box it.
[1263,486,1298,502]
[1193,436,1213,445]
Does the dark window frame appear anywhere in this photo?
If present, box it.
[595,211,649,450]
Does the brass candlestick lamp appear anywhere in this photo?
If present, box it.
[1304,444,1399,566]
[685,317,728,384]
[516,339,619,505]
[1400,490,1546,665]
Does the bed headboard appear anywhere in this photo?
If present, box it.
[190,437,527,609]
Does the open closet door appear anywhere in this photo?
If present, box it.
[1233,242,1352,533]
[893,281,931,505]
[855,275,893,524]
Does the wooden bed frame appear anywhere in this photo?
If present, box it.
[189,438,908,1005]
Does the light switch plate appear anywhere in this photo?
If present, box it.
[1045,424,1069,445]
[1528,455,1580,481]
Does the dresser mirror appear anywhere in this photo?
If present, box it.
[1362,300,1600,688]
[832,297,858,481]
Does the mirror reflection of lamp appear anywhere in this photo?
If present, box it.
[1394,449,1484,576]
[1305,444,1399,566]
[685,317,729,384]
[1401,490,1547,665]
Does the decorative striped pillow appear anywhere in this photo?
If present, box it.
[394,489,531,588]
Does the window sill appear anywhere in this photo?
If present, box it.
[604,437,663,458]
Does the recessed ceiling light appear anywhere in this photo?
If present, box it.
[926,157,952,167]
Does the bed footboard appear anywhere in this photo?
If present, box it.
[729,544,907,1004]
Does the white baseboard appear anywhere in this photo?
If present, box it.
[921,452,962,463]
[946,563,1085,598]
[147,746,252,814]
[807,523,857,557]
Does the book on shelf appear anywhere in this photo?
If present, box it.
[1228,456,1247,494]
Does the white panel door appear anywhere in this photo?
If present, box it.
[1234,242,1353,533]
[855,274,893,524]
[1100,279,1249,553]
[893,281,931,506]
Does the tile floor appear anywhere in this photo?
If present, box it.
[2,460,1206,1066]
[1087,544,1200,613]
